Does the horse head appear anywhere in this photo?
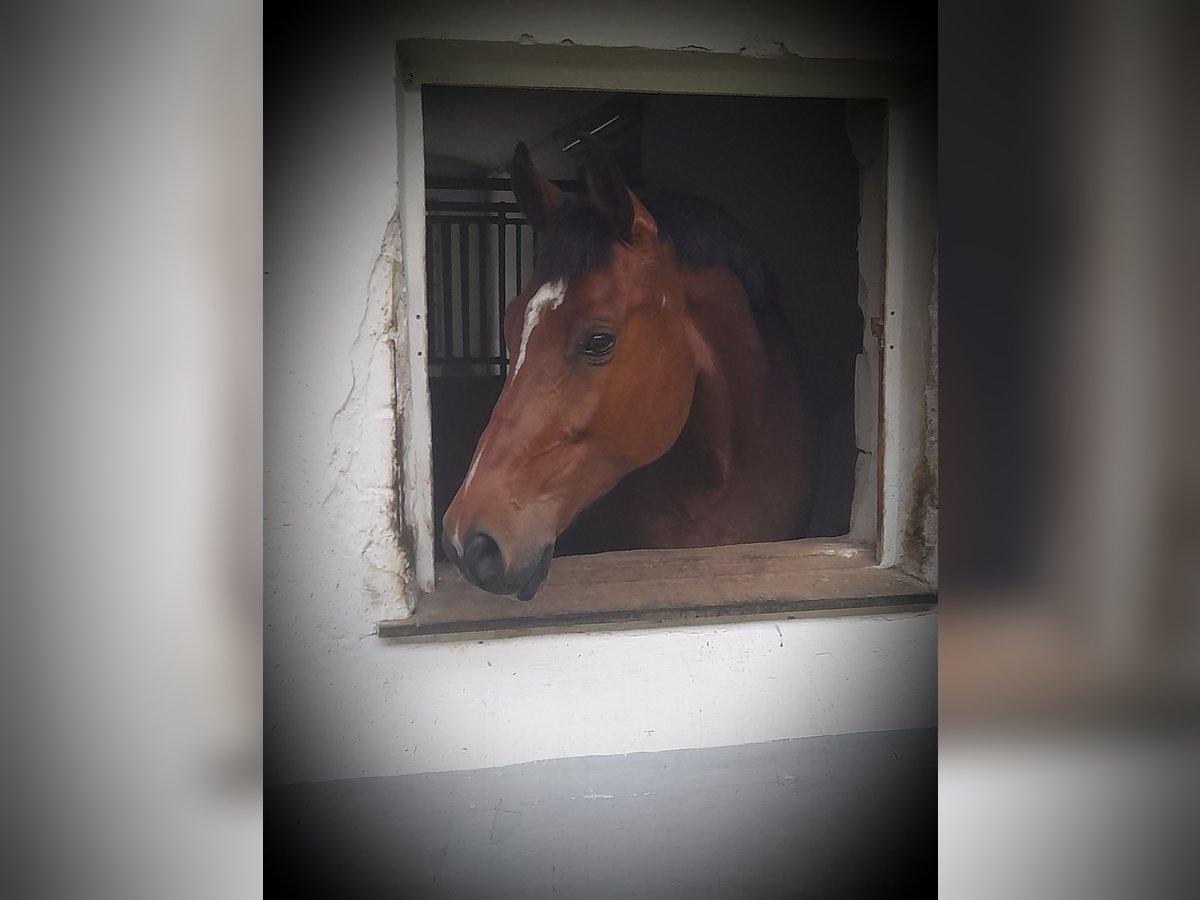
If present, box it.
[442,141,699,599]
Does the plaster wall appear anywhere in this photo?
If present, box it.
[266,1,934,785]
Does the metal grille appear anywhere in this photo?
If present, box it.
[425,198,536,376]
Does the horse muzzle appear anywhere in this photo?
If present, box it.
[443,529,554,601]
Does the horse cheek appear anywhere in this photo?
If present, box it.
[661,363,695,451]
[635,330,694,463]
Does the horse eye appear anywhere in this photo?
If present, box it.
[582,332,616,360]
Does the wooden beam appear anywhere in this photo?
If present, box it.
[379,539,934,639]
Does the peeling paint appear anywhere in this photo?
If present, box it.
[739,39,796,60]
[324,211,412,619]
[845,101,886,547]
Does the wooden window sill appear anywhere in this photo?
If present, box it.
[377,539,935,641]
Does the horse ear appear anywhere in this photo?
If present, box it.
[581,138,655,245]
[510,142,565,231]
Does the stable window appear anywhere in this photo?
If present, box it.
[383,41,936,638]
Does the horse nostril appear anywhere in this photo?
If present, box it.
[463,532,504,587]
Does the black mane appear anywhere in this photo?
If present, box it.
[532,203,618,287]
[532,189,780,311]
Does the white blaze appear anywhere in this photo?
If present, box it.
[512,278,567,379]
[453,432,490,554]
[462,446,484,493]
[453,278,567,553]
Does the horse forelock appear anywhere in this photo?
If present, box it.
[533,202,620,285]
[529,191,780,316]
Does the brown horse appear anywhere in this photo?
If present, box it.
[442,140,812,599]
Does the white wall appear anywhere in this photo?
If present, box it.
[266,1,934,785]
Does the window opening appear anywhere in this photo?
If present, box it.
[423,86,868,576]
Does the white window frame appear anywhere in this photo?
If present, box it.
[392,40,936,616]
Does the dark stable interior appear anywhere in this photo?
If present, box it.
[423,86,867,561]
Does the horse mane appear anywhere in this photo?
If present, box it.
[641,189,781,312]
[532,189,781,313]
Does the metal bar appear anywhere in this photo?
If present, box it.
[459,223,471,359]
[497,222,507,364]
[560,114,621,152]
[425,176,583,193]
[440,221,453,361]
[515,224,523,295]
[430,357,508,369]
[427,200,523,213]
[423,200,550,370]
[426,216,516,226]
[428,200,520,211]
[425,225,439,360]
[478,221,490,363]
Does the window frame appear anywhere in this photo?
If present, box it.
[389,39,936,635]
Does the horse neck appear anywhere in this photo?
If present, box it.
[672,268,773,487]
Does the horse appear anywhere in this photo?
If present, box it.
[441,140,813,600]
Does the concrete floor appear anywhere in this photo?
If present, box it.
[269,728,934,898]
